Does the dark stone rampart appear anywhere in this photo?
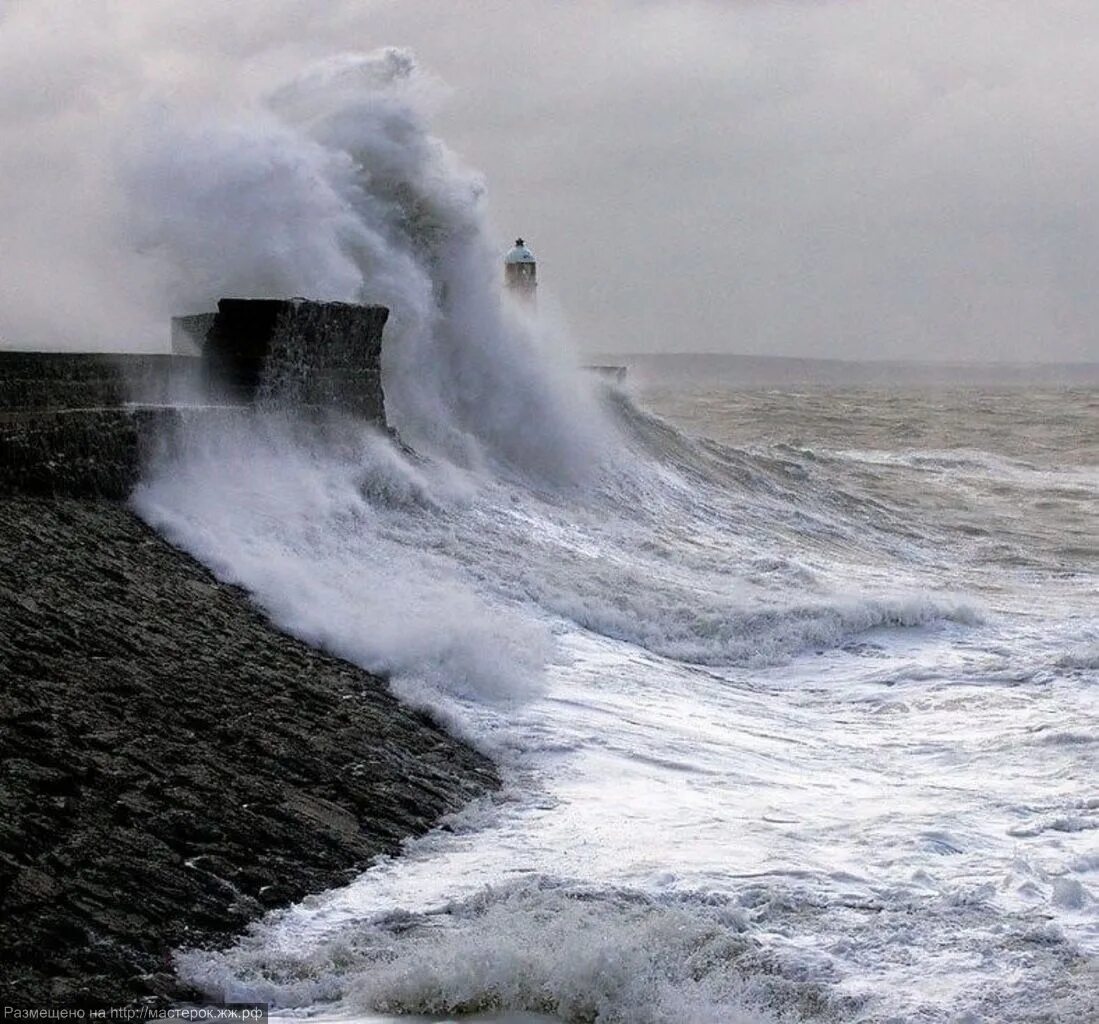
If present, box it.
[0,408,249,500]
[0,300,391,499]
[0,352,202,412]
[258,300,389,421]
[171,314,215,357]
[0,409,147,500]
[205,299,389,421]
[0,300,500,1005]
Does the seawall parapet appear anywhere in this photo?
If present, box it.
[206,298,389,420]
[0,351,202,412]
[0,300,390,499]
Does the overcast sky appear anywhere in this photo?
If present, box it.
[3,0,1099,362]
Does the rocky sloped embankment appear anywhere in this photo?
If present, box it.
[0,494,498,1004]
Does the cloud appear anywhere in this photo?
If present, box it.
[381,0,1099,362]
[0,0,361,350]
[1,0,1097,361]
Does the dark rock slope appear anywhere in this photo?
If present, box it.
[0,495,497,1005]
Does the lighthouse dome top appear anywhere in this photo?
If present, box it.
[504,238,536,264]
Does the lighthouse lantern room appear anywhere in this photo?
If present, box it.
[504,238,537,303]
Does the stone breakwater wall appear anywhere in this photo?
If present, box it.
[0,300,503,1005]
[209,298,389,420]
[0,300,390,499]
[0,352,203,411]
[2,408,184,500]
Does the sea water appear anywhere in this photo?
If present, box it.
[134,377,1098,1023]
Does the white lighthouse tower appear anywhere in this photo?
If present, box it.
[504,237,537,304]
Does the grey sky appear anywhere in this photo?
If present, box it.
[2,1,1098,362]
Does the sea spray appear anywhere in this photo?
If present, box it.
[177,880,799,1024]
[127,48,614,484]
[125,45,987,744]
[133,413,553,734]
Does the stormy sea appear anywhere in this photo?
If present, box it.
[129,51,1096,1024]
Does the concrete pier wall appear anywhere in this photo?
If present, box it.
[0,407,250,500]
[0,300,390,498]
[207,298,389,420]
[0,352,202,412]
[0,302,504,1009]
[170,312,216,357]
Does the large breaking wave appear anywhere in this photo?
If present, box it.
[129,47,611,483]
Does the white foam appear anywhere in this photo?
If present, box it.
[141,396,1099,1020]
[1059,641,1099,671]
[178,881,805,1023]
[134,415,552,727]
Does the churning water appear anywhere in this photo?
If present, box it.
[134,379,1099,1024]
[129,47,1098,1024]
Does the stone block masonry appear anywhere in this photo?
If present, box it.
[0,299,391,499]
[207,298,389,421]
[0,352,202,412]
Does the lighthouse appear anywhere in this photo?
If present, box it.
[504,237,537,304]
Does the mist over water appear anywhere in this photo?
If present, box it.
[119,46,1099,1024]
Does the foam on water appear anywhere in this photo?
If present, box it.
[181,880,823,1024]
